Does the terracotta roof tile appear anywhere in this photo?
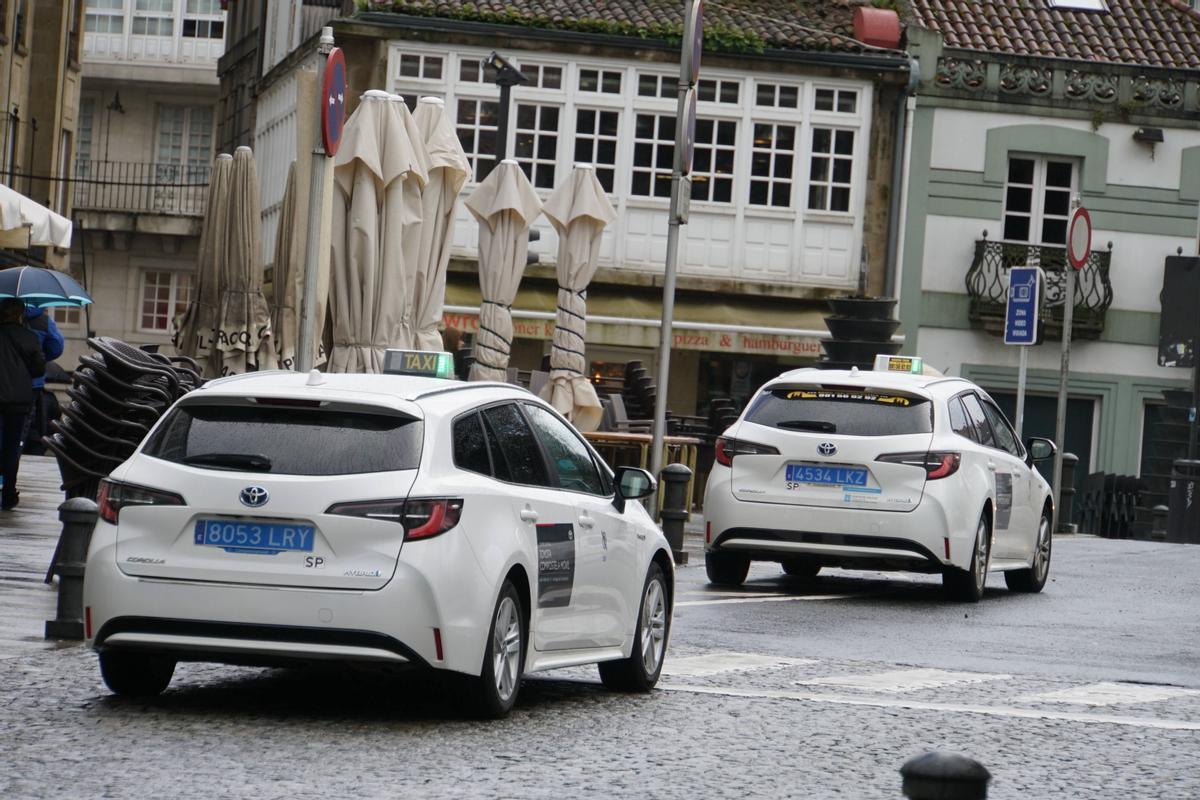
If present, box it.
[368,0,903,55]
[909,0,1200,70]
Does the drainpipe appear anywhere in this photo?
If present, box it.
[884,57,920,298]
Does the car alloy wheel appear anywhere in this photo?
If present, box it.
[1033,515,1051,583]
[492,594,522,705]
[973,515,990,596]
[640,575,667,677]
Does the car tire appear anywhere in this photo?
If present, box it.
[469,580,525,719]
[98,650,175,697]
[705,551,750,586]
[943,513,991,603]
[781,558,821,578]
[599,562,670,692]
[1005,510,1052,593]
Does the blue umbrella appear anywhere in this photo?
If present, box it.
[0,265,92,308]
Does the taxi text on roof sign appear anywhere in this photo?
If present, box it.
[873,354,923,374]
[382,350,455,379]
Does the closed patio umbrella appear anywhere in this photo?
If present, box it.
[328,90,427,373]
[464,159,542,382]
[213,146,273,376]
[270,162,299,369]
[173,152,232,377]
[539,164,615,431]
[412,97,470,352]
[382,93,429,351]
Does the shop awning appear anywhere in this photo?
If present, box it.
[0,183,72,248]
[442,280,833,359]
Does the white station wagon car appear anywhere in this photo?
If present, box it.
[83,362,673,717]
[702,357,1056,602]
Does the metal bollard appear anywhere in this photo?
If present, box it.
[901,752,990,799]
[45,498,99,640]
[658,463,692,565]
[1058,452,1079,533]
[1151,504,1169,541]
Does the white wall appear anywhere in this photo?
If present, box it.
[918,326,1183,382]
[930,108,1200,189]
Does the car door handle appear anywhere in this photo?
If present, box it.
[519,507,539,523]
[987,460,997,471]
[577,514,595,529]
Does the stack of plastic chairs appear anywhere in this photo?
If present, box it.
[43,337,202,499]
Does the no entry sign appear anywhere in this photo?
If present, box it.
[1067,205,1092,270]
[322,48,347,156]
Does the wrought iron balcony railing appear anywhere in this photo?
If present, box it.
[965,237,1114,339]
[73,160,210,217]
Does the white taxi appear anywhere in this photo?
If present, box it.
[83,354,674,717]
[702,356,1056,602]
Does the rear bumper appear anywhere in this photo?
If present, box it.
[704,468,971,572]
[95,617,426,668]
[83,523,494,676]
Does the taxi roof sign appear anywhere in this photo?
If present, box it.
[382,350,455,379]
[873,354,923,374]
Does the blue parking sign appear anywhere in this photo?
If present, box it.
[1004,266,1042,346]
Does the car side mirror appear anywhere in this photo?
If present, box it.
[1026,437,1056,464]
[613,466,656,511]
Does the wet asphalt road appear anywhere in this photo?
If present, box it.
[2,535,1198,799]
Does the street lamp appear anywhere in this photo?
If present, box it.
[484,51,528,164]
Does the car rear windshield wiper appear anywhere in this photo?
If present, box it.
[182,453,273,471]
[776,419,837,432]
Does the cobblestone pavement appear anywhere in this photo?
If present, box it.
[2,458,1198,798]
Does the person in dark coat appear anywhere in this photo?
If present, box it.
[22,305,64,455]
[0,298,45,510]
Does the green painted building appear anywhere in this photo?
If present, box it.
[899,1,1199,512]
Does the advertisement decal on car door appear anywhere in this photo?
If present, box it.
[536,523,575,608]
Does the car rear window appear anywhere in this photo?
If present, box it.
[744,388,933,436]
[144,403,423,475]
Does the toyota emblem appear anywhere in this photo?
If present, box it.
[239,486,270,508]
[817,442,837,457]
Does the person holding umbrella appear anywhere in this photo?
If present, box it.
[21,304,63,453]
[0,297,45,510]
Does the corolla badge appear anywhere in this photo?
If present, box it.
[239,486,270,508]
[817,442,838,457]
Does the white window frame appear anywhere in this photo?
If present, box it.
[132,0,175,37]
[182,0,223,39]
[806,125,856,214]
[84,0,124,34]
[513,101,562,190]
[1001,154,1080,246]
[381,44,873,288]
[137,268,192,334]
[573,106,620,193]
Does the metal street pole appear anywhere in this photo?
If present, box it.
[1016,345,1028,439]
[296,27,335,372]
[650,0,701,482]
[1052,198,1081,523]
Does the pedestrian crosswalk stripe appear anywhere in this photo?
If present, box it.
[1020,682,1200,706]
[659,684,1200,731]
[661,652,816,677]
[797,668,1011,693]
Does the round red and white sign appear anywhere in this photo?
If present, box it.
[1067,205,1092,271]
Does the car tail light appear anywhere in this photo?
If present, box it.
[403,499,464,541]
[324,499,407,522]
[325,498,464,541]
[876,451,961,480]
[714,437,780,467]
[97,479,185,524]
